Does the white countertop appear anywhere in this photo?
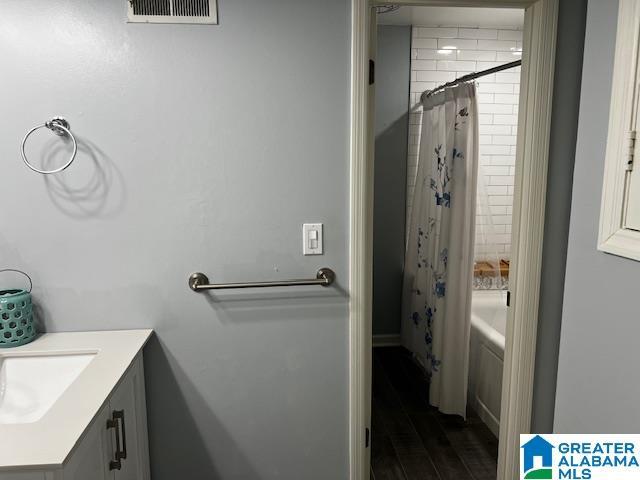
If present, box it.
[0,329,153,471]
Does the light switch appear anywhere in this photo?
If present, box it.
[303,223,323,255]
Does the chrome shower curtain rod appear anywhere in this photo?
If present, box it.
[421,59,522,102]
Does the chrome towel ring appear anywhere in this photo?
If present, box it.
[21,117,77,174]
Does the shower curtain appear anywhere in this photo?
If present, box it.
[401,83,478,418]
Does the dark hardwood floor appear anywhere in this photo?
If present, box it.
[371,347,498,480]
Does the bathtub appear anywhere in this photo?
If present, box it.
[468,289,507,437]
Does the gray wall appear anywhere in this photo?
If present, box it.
[554,0,640,432]
[0,1,350,479]
[530,0,588,433]
[373,25,410,336]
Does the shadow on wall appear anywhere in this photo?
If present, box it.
[39,136,126,219]
[198,286,348,324]
[143,287,348,478]
[373,114,409,336]
[144,335,259,480]
[25,282,171,334]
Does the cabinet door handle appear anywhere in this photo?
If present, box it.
[107,410,127,470]
[113,410,128,460]
[107,413,122,471]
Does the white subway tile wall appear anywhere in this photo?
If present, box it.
[407,25,522,258]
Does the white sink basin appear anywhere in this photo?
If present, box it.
[0,352,96,424]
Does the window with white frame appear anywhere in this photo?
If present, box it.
[599,0,640,260]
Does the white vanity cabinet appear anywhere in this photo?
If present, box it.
[0,353,150,480]
[63,353,150,480]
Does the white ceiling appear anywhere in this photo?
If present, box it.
[378,6,525,28]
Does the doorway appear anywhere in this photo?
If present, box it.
[371,7,523,478]
[348,1,560,479]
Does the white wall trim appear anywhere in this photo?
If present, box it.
[372,334,402,347]
[349,1,559,479]
[349,1,373,479]
[497,2,558,479]
[598,0,640,262]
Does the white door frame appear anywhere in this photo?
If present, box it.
[348,1,559,479]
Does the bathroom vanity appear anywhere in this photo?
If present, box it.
[0,330,152,480]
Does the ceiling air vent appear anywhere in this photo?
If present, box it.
[127,0,218,24]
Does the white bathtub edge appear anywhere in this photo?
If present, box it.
[471,314,505,360]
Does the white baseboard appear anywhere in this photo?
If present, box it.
[372,334,401,347]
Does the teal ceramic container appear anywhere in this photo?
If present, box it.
[0,269,36,348]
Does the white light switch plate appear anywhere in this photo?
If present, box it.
[303,223,323,255]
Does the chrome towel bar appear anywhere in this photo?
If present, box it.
[188,268,336,291]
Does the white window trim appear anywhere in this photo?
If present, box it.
[349,1,559,479]
[598,0,640,262]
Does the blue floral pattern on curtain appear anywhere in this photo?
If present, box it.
[401,84,478,418]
